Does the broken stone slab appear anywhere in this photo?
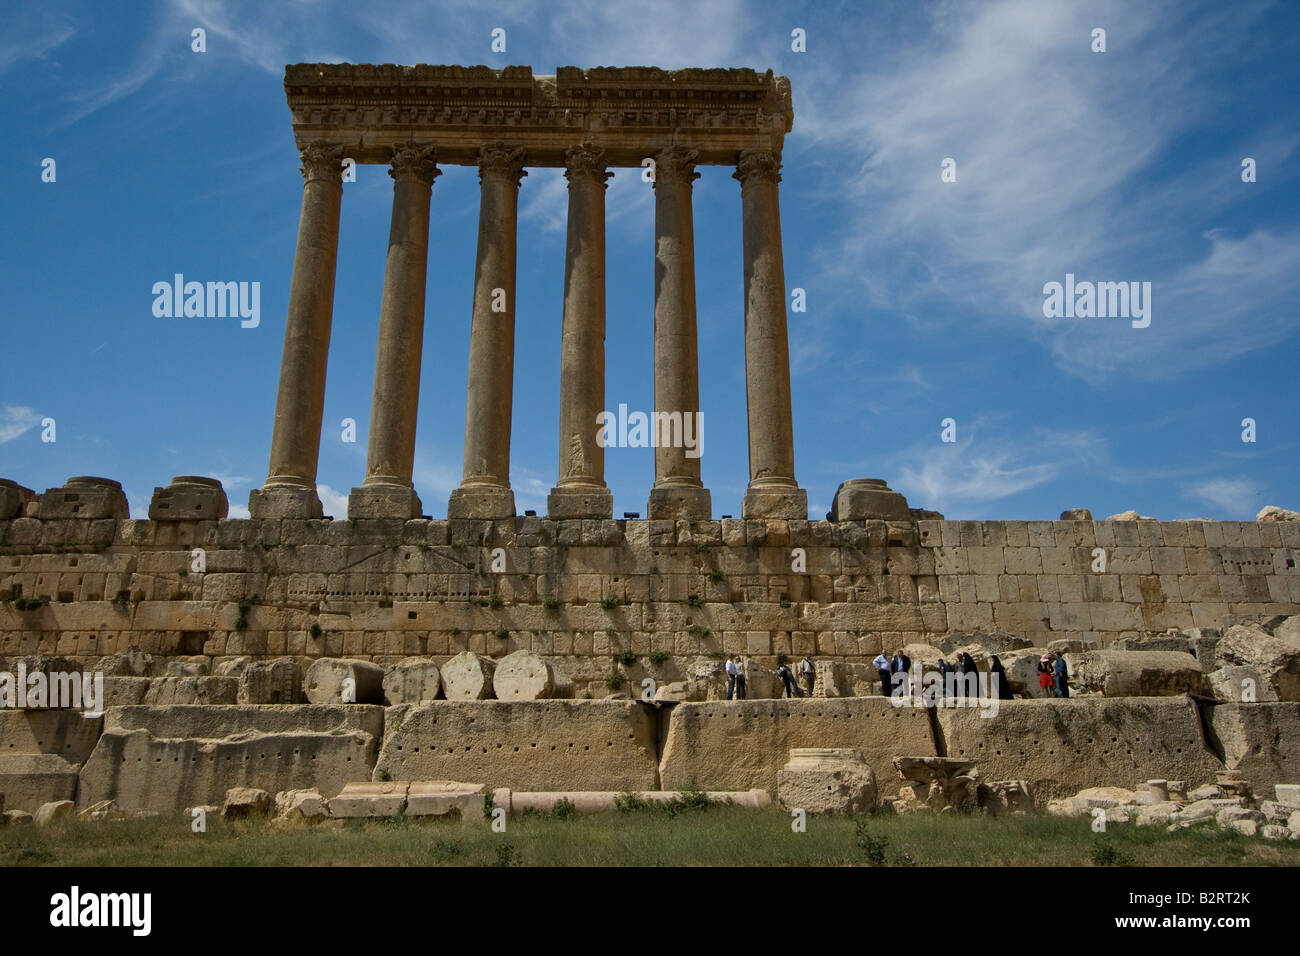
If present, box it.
[1138,780,1170,804]
[1059,508,1093,520]
[38,476,129,520]
[0,754,80,811]
[97,647,152,677]
[1105,510,1153,520]
[382,657,443,704]
[78,799,124,821]
[1207,665,1278,702]
[274,788,330,821]
[3,810,33,826]
[34,799,75,826]
[777,748,876,814]
[148,476,229,521]
[978,780,1034,814]
[1190,784,1225,801]
[162,656,212,677]
[492,650,555,700]
[222,787,272,819]
[1214,624,1300,701]
[1227,818,1259,837]
[239,658,302,704]
[1261,824,1293,841]
[1257,505,1300,522]
[440,651,497,701]
[828,479,911,521]
[142,676,238,705]
[1276,784,1300,808]
[405,781,486,818]
[329,781,409,818]
[304,658,385,704]
[1258,801,1292,824]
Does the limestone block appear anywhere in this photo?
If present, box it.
[1214,624,1300,700]
[222,787,272,818]
[1064,650,1204,697]
[777,748,876,813]
[329,781,410,818]
[829,479,910,521]
[76,705,384,813]
[1258,506,1300,522]
[97,647,152,677]
[1207,665,1278,702]
[34,799,75,826]
[1276,784,1300,807]
[3,810,33,825]
[304,658,385,704]
[660,697,936,794]
[1274,615,1300,647]
[149,476,229,521]
[0,479,36,519]
[1204,702,1300,796]
[239,658,302,704]
[275,788,329,821]
[375,701,658,792]
[440,651,497,701]
[492,650,555,700]
[383,657,443,704]
[0,710,103,764]
[142,676,239,705]
[163,656,212,677]
[101,677,151,708]
[0,754,80,811]
[38,477,129,520]
[937,698,1222,804]
[405,780,486,817]
[1060,509,1093,521]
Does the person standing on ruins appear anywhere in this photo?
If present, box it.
[724,656,738,700]
[777,661,800,698]
[873,651,892,696]
[1052,652,1070,698]
[989,655,1014,700]
[800,655,815,697]
[937,656,953,699]
[735,656,748,700]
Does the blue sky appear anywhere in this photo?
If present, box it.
[2,0,1297,521]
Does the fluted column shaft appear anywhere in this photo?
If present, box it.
[648,147,711,519]
[735,148,807,519]
[349,144,440,519]
[449,145,526,519]
[250,144,344,519]
[547,144,614,519]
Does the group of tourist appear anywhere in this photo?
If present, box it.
[721,649,1071,700]
[725,654,816,699]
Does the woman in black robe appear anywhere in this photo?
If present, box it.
[988,654,1014,699]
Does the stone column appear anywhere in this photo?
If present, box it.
[348,144,440,519]
[449,144,527,519]
[547,144,614,519]
[647,147,711,520]
[249,143,345,519]
[734,148,807,519]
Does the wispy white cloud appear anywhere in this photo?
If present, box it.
[316,483,350,520]
[0,7,75,75]
[0,406,41,444]
[1184,476,1261,517]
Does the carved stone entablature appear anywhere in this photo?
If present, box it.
[284,64,792,168]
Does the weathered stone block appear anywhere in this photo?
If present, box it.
[304,658,385,704]
[149,476,229,521]
[777,748,876,813]
[38,477,128,520]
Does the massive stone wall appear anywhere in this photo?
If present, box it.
[2,514,1298,693]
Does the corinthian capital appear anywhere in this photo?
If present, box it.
[478,143,528,186]
[563,143,613,187]
[653,146,701,188]
[389,143,441,186]
[733,148,782,186]
[298,143,345,183]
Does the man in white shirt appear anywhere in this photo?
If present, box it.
[873,651,892,697]
[800,655,815,697]
[724,656,737,700]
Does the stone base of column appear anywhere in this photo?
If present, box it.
[248,484,323,519]
[347,484,424,520]
[647,484,712,520]
[547,484,613,520]
[741,483,808,520]
[448,485,516,520]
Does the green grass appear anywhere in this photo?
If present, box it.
[2,807,1296,867]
